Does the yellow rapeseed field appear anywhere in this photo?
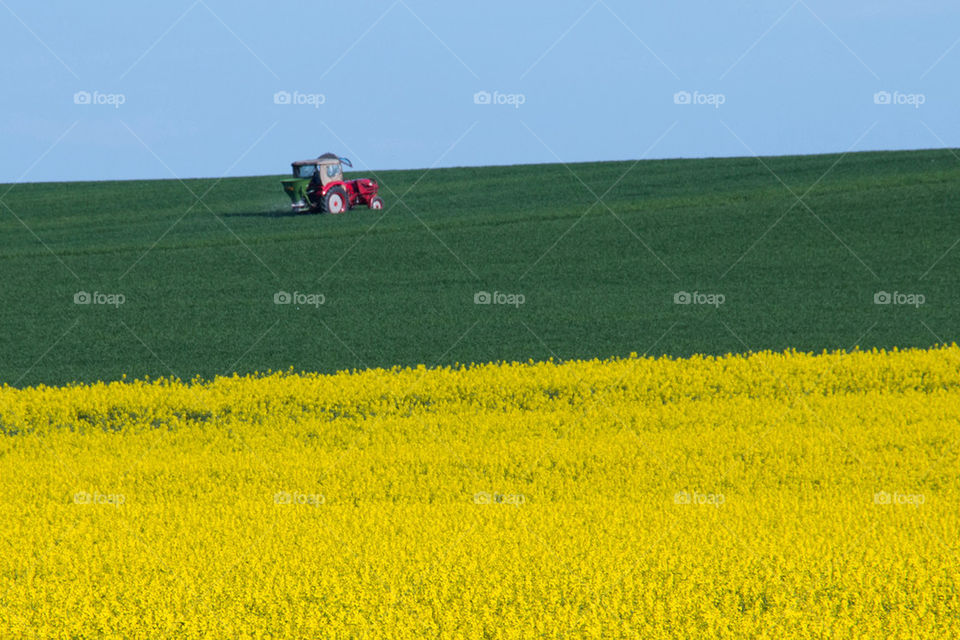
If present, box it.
[2,347,959,638]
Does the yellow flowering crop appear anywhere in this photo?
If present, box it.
[1,347,958,638]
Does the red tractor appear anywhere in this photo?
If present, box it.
[281,153,384,214]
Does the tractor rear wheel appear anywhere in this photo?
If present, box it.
[321,186,348,214]
[368,196,384,210]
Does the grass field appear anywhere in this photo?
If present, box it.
[1,148,958,386]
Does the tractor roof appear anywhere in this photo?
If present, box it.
[292,153,339,167]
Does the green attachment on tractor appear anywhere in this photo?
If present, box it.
[281,178,312,213]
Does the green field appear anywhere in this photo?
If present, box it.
[1,149,957,386]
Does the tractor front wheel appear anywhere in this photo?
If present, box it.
[322,187,348,214]
[368,196,384,211]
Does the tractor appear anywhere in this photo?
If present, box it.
[280,153,384,214]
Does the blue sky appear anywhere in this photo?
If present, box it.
[2,0,958,182]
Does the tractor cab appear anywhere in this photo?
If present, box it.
[292,153,352,187]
